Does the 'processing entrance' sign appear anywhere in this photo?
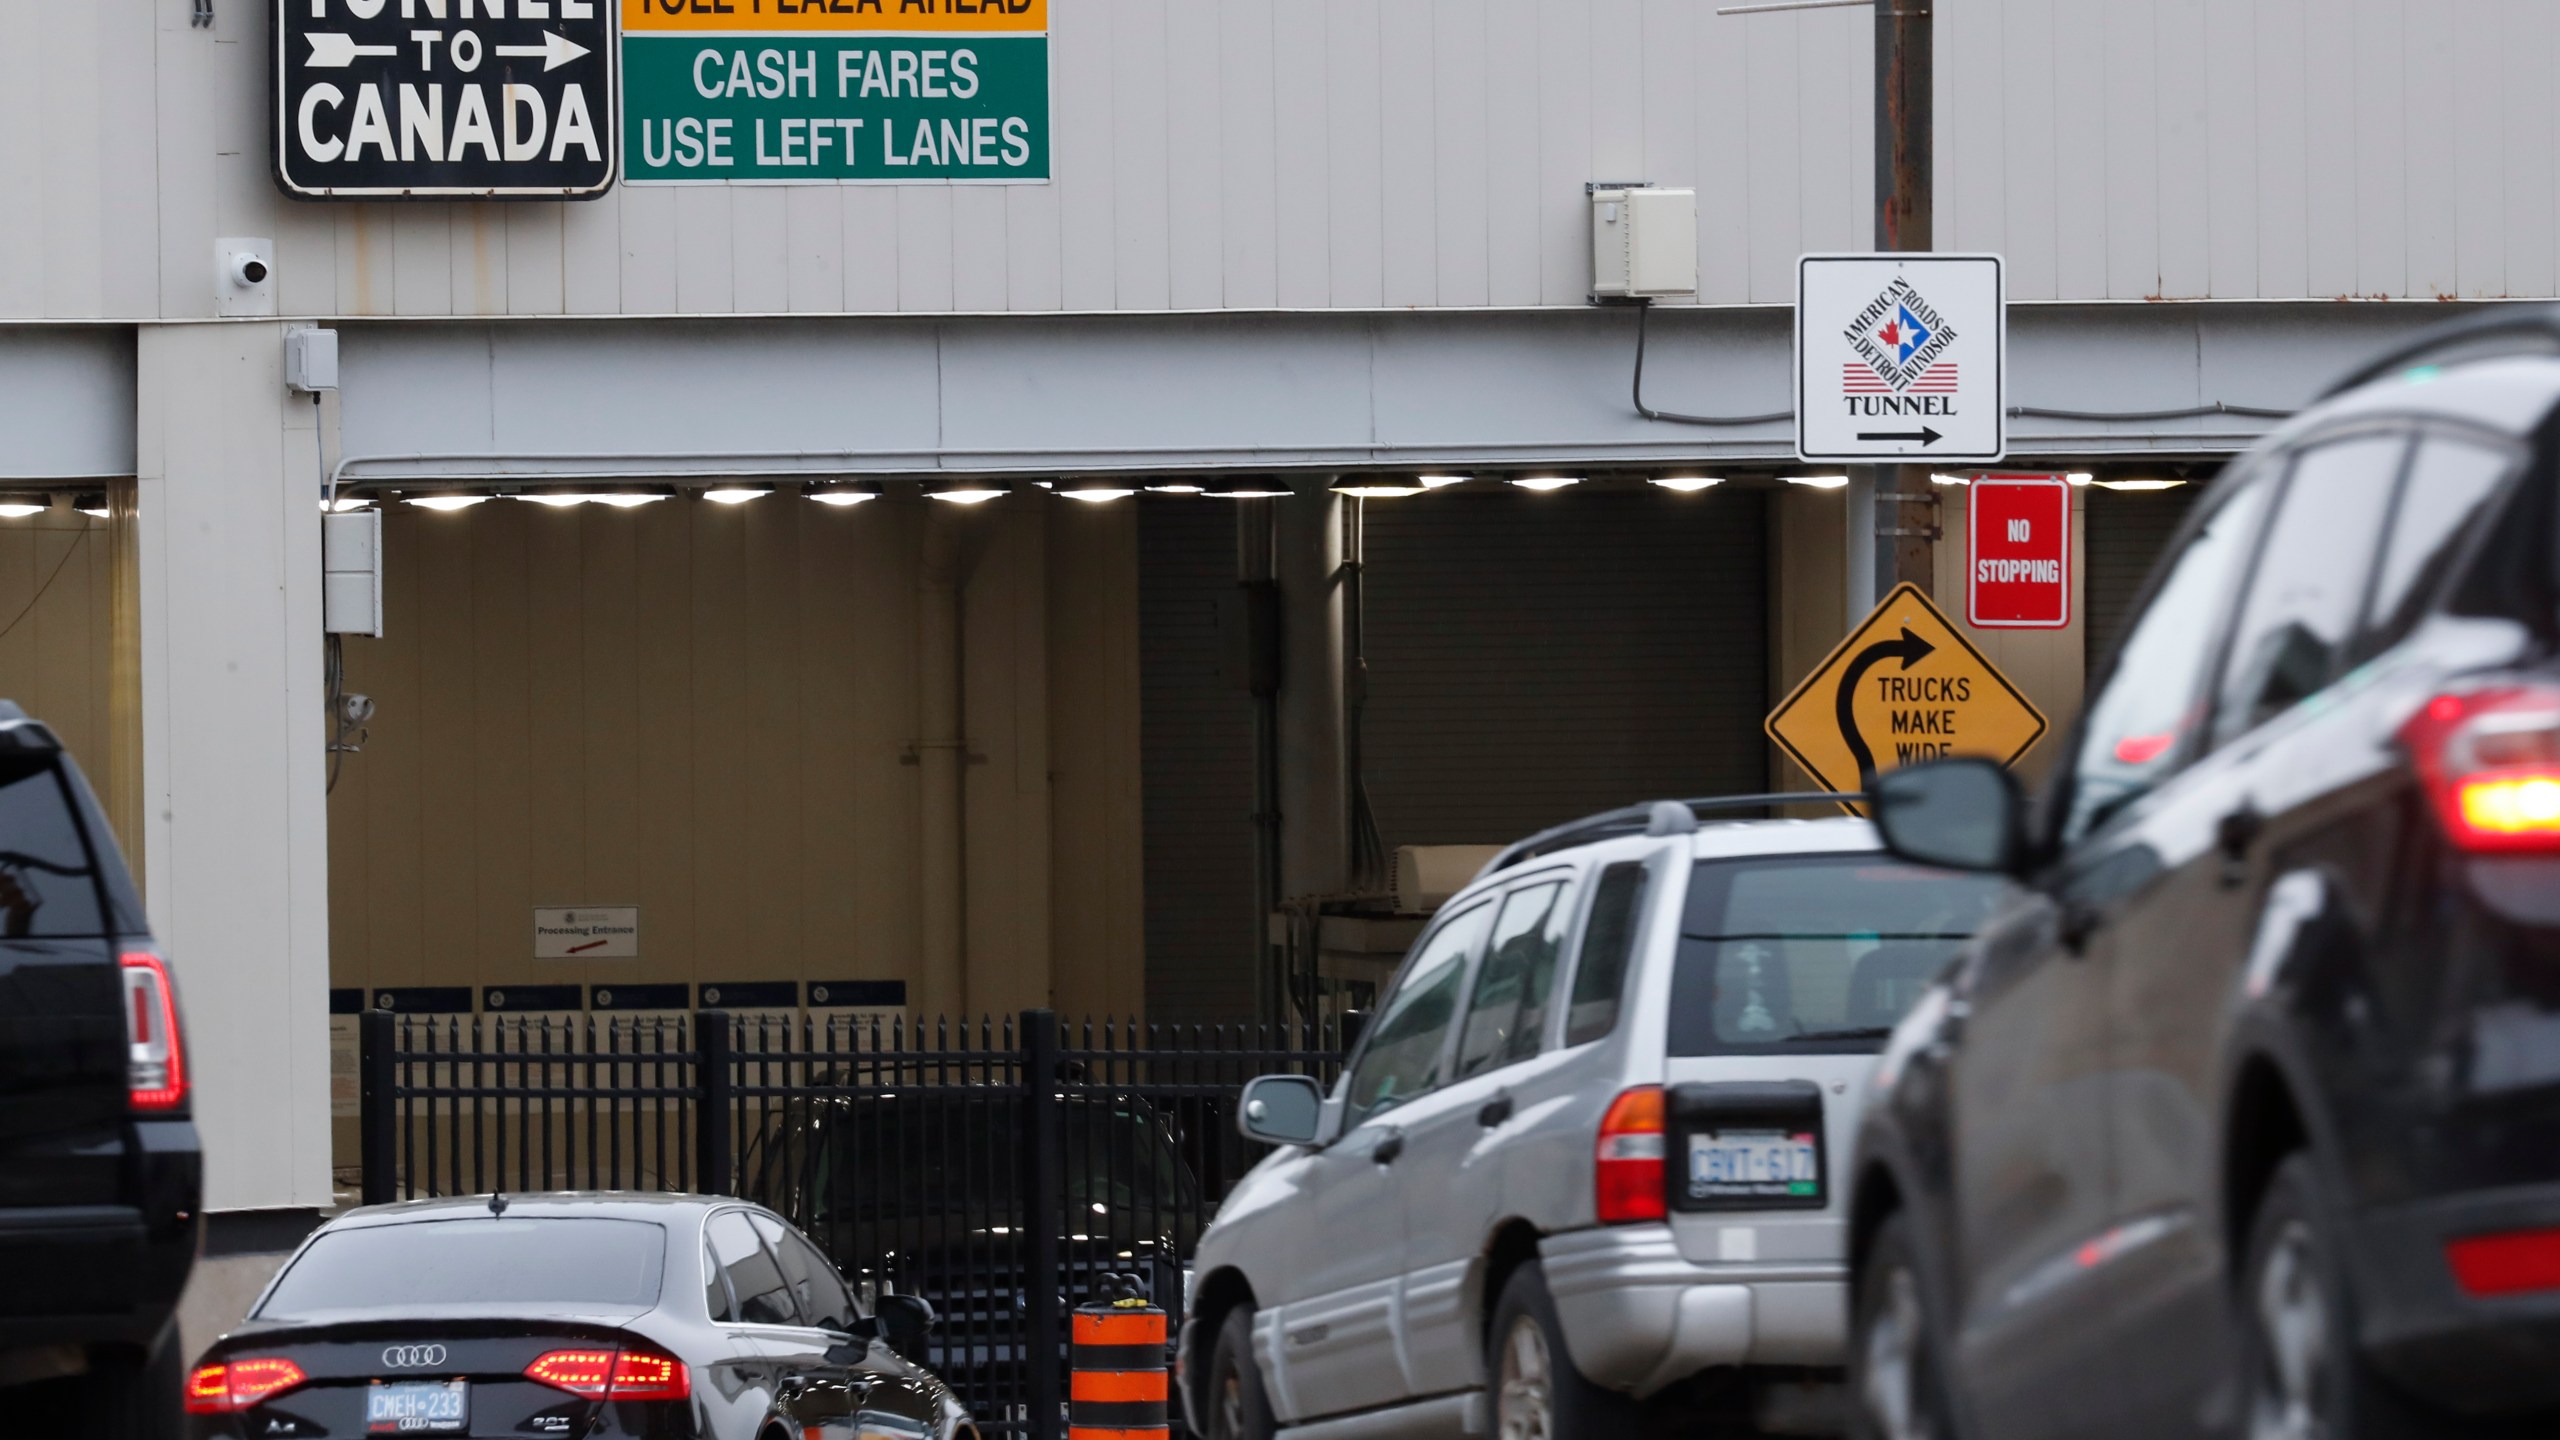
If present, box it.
[622,0,1051,184]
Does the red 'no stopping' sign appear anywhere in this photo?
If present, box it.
[1967,474,2071,629]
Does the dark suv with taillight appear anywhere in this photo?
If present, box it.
[0,703,201,1437]
[1847,309,2560,1439]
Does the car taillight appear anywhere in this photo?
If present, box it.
[2399,684,2560,852]
[121,951,186,1111]
[2447,1226,2560,1296]
[525,1348,691,1402]
[184,1357,307,1413]
[1595,1086,1666,1224]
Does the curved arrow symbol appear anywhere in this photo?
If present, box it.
[494,31,591,71]
[1833,626,1937,781]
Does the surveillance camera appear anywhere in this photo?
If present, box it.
[230,252,269,287]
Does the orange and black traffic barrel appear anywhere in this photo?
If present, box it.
[1069,1286,1168,1439]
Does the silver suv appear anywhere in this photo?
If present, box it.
[1175,797,2008,1439]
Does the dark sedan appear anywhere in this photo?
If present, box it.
[185,1193,976,1440]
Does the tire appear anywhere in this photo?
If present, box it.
[1204,1304,1276,1440]
[1849,1210,1958,1440]
[2235,1151,2451,1440]
[1485,1261,1638,1440]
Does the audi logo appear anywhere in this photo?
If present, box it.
[381,1345,448,1369]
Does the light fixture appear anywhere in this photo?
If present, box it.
[1649,476,1724,493]
[1332,481,1425,499]
[1508,475,1582,491]
[1143,483,1206,495]
[1417,474,1471,489]
[588,492,669,508]
[701,486,770,505]
[1060,479,1137,503]
[808,482,881,507]
[405,493,489,511]
[1783,475,1850,490]
[2065,472,2095,486]
[323,496,371,512]
[76,492,111,518]
[2093,478,2188,492]
[515,491,591,508]
[1201,480,1294,499]
[1930,473,1972,486]
[927,480,1008,505]
[0,501,45,519]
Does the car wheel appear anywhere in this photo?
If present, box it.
[2238,1152,2439,1440]
[1850,1211,1955,1440]
[1486,1262,1636,1440]
[1206,1305,1275,1440]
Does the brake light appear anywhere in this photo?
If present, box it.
[2399,685,2560,852]
[183,1357,307,1413]
[2448,1226,2560,1296]
[1595,1086,1667,1224]
[120,951,186,1112]
[525,1348,691,1402]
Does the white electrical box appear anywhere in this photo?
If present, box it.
[285,328,340,393]
[1590,186,1698,300]
[323,509,383,637]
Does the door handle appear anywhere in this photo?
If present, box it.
[2217,805,2264,861]
[1372,1131,1405,1165]
[1477,1095,1514,1129]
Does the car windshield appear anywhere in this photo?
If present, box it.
[256,1217,666,1320]
[1667,854,2008,1055]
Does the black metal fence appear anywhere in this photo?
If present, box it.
[357,1007,1349,1438]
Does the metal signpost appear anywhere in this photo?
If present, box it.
[1765,583,2047,804]
[275,0,617,198]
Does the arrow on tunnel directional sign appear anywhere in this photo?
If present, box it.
[1766,584,2047,807]
[1856,426,1943,445]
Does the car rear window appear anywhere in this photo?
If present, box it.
[0,758,106,938]
[258,1218,666,1319]
[1667,855,2008,1055]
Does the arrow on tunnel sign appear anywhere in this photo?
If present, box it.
[1766,584,2047,804]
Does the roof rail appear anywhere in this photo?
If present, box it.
[1478,790,1864,877]
[2321,305,2560,400]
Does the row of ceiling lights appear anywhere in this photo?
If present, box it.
[0,493,114,519]
[345,467,2190,513]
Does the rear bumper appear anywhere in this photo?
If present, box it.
[0,1119,201,1360]
[2353,1179,2560,1414]
[1537,1226,1845,1398]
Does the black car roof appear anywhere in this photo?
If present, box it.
[325,1191,739,1230]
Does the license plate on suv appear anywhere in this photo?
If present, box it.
[1687,1128,1821,1203]
[367,1378,467,1434]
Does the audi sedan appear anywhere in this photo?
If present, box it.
[185,1193,977,1440]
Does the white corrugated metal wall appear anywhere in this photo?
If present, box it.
[5,1,2556,320]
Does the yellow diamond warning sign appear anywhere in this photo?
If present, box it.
[1766,583,2047,800]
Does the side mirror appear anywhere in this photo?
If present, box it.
[1236,1074,1324,1146]
[1870,758,2028,875]
[861,1293,935,1360]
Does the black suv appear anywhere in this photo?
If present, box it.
[1847,310,2560,1440]
[0,705,201,1436]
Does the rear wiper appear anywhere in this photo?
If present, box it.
[1782,1026,1893,1043]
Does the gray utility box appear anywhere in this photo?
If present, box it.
[1590,185,1698,300]
[323,508,383,636]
